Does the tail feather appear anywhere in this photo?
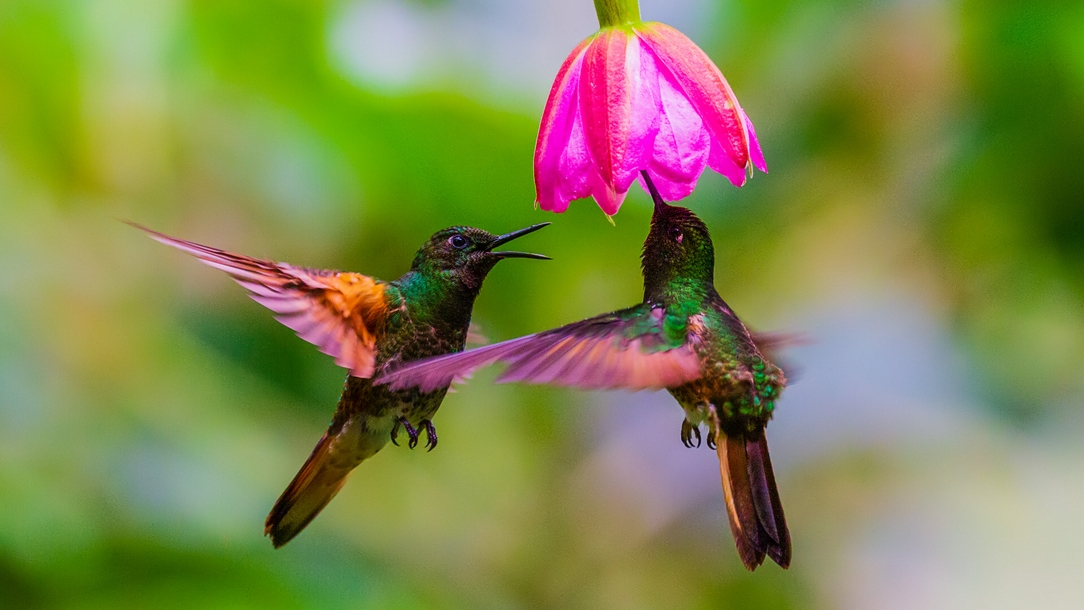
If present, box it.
[265,432,353,548]
[719,433,766,569]
[716,428,791,570]
[746,430,791,567]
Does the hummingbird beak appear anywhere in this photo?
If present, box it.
[487,222,551,260]
[641,170,668,212]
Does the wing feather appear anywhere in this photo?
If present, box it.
[378,304,702,392]
[134,224,388,378]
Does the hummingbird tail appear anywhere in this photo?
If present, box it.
[717,427,791,570]
[264,430,369,548]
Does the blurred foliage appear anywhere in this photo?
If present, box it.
[1,0,1083,608]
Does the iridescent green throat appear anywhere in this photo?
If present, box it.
[641,204,717,305]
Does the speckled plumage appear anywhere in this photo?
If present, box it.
[668,299,786,435]
[134,222,548,548]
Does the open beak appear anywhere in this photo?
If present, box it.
[487,222,551,260]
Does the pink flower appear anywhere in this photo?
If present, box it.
[534,22,766,216]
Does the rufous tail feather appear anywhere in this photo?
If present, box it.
[264,432,352,548]
[716,427,791,570]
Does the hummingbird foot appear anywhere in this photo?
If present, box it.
[680,419,702,448]
[705,406,720,450]
[391,417,420,449]
[419,419,438,452]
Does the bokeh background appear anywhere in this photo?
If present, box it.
[2,0,1083,607]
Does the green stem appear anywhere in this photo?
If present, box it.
[592,0,640,27]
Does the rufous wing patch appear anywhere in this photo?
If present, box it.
[134,224,388,378]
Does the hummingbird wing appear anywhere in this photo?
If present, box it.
[466,322,489,347]
[134,224,389,378]
[378,303,701,392]
[749,331,808,383]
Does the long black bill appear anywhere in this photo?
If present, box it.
[641,170,669,212]
[488,222,551,259]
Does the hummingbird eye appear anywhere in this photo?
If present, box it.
[448,234,470,250]
[668,226,683,243]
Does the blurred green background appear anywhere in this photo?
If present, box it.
[2,0,1083,607]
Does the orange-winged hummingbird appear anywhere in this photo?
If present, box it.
[133,221,549,547]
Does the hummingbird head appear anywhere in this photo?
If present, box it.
[640,174,715,300]
[410,223,550,292]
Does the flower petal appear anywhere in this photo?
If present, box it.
[637,170,695,201]
[639,51,710,200]
[635,22,752,173]
[615,34,660,192]
[580,29,629,191]
[744,111,767,173]
[552,104,598,212]
[580,29,661,206]
[708,137,748,187]
[535,36,592,209]
[590,174,626,216]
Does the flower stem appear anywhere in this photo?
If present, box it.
[592,0,640,27]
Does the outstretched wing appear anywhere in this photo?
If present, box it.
[378,303,702,392]
[749,331,808,382]
[466,322,488,347]
[134,224,389,378]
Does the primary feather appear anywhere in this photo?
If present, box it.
[378,303,702,392]
[131,223,389,378]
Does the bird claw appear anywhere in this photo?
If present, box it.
[420,419,438,452]
[391,417,419,448]
[706,431,717,450]
[391,417,436,450]
[681,419,702,448]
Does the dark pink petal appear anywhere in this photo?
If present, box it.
[635,22,753,174]
[744,111,767,173]
[552,106,598,212]
[637,169,694,201]
[580,29,630,192]
[636,53,710,200]
[590,172,625,216]
[579,29,661,214]
[535,36,592,210]
[708,137,748,187]
[614,34,661,192]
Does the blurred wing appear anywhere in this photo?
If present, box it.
[750,331,809,382]
[451,322,487,390]
[466,321,488,347]
[135,224,389,378]
[379,304,702,392]
[749,331,808,357]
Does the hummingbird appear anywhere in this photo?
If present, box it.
[378,173,792,570]
[132,221,549,547]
